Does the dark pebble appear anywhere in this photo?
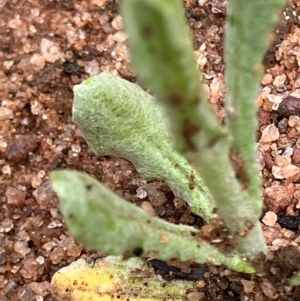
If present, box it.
[277,215,300,232]
[5,135,38,163]
[277,96,300,118]
[61,61,80,74]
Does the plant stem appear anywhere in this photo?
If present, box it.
[186,138,267,257]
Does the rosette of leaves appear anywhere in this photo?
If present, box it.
[50,0,300,298]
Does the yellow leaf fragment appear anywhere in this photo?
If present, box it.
[51,256,196,301]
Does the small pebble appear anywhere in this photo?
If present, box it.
[281,164,299,179]
[91,0,108,6]
[14,241,31,257]
[260,124,279,143]
[292,148,300,164]
[1,218,14,232]
[111,17,122,32]
[260,279,277,299]
[272,166,283,180]
[261,73,273,85]
[30,100,43,115]
[7,16,22,29]
[141,201,156,216]
[36,256,45,265]
[50,247,65,264]
[187,291,205,301]
[136,187,147,199]
[31,175,43,188]
[32,181,56,209]
[0,107,14,121]
[278,96,300,118]
[273,74,286,91]
[2,164,11,176]
[288,115,300,127]
[66,240,82,257]
[274,155,291,167]
[262,211,278,227]
[143,183,168,206]
[30,54,46,71]
[282,146,294,156]
[277,117,288,133]
[40,38,64,63]
[5,135,38,163]
[5,281,18,298]
[267,94,282,111]
[3,60,14,70]
[21,258,39,280]
[71,144,81,153]
[47,220,62,229]
[264,184,295,213]
[28,281,50,297]
[5,187,26,207]
[241,279,255,294]
[84,60,101,75]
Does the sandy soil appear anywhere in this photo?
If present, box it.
[1,0,300,300]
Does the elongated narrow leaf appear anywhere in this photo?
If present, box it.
[50,170,255,273]
[225,0,285,199]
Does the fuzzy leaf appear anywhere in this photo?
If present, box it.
[50,170,255,273]
[225,0,285,199]
[72,72,215,220]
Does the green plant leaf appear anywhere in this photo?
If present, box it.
[73,72,215,220]
[225,0,285,200]
[50,170,255,273]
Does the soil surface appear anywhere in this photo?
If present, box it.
[1,0,300,300]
